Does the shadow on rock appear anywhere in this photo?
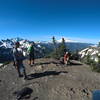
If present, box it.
[13,87,33,100]
[69,61,83,66]
[28,71,68,80]
[33,97,39,100]
[34,61,59,66]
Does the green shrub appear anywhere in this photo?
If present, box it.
[89,56,100,72]
[91,63,100,72]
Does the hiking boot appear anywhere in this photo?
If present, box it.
[30,64,34,67]
[32,62,34,64]
[24,76,29,80]
[31,62,34,66]
[18,74,23,78]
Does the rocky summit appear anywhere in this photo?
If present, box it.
[0,58,100,100]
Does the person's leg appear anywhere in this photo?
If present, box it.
[64,58,68,65]
[29,58,33,66]
[29,54,33,66]
[32,58,34,65]
[17,65,22,77]
[17,61,24,77]
[67,57,70,65]
[28,60,31,65]
[31,54,34,65]
[28,55,31,66]
[23,67,27,79]
[65,61,68,65]
[20,62,28,79]
[64,59,66,64]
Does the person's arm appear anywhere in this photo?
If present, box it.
[27,46,30,55]
[13,49,16,61]
[20,48,25,60]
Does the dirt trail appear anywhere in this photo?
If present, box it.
[0,58,100,100]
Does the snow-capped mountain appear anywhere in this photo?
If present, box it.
[0,38,44,49]
[0,38,46,63]
[79,46,100,62]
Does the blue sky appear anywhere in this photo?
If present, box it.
[0,0,100,43]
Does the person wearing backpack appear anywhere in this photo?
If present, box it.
[27,42,34,66]
[64,52,70,65]
[13,42,28,79]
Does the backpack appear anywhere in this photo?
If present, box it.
[13,47,24,66]
[27,46,34,54]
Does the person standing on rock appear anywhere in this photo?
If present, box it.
[13,42,28,79]
[27,42,35,66]
[64,52,70,65]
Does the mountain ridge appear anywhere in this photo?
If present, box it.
[0,37,94,63]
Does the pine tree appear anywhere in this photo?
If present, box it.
[51,36,58,58]
[52,36,57,52]
[57,38,67,57]
[50,37,68,59]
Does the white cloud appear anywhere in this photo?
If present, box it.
[44,35,99,44]
[68,37,99,44]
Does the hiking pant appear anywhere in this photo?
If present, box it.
[64,57,69,65]
[16,60,27,77]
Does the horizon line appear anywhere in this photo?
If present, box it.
[0,37,99,44]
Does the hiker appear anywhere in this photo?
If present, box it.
[27,42,35,66]
[13,42,28,79]
[64,52,70,65]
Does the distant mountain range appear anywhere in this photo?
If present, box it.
[0,37,94,63]
[0,38,46,63]
[79,46,100,63]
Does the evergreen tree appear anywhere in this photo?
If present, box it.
[50,37,68,59]
[98,42,100,47]
[52,36,57,52]
[50,36,58,58]
[57,38,67,57]
[98,55,100,64]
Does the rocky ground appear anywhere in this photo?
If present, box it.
[0,58,100,100]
